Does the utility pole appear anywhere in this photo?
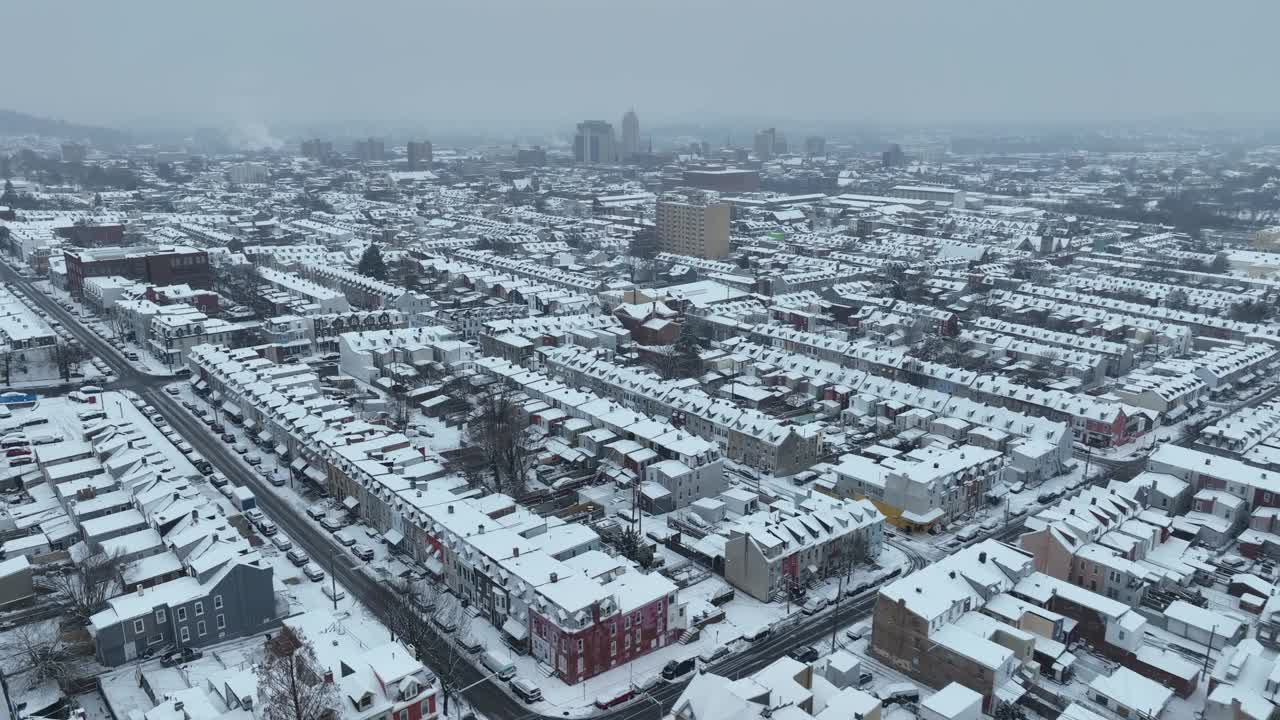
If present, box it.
[831,557,850,653]
[1204,625,1217,676]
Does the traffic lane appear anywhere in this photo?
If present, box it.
[143,386,518,720]
[1,269,138,382]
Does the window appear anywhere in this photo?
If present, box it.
[197,620,206,636]
[147,634,163,645]
[133,618,146,634]
[624,635,631,650]
[177,607,187,622]
[400,711,409,720]
[195,601,204,616]
[624,616,631,629]
[576,639,584,652]
[213,595,223,610]
[609,621,616,634]
[155,609,166,624]
[180,627,190,642]
[216,615,226,630]
[1117,630,1125,641]
[610,641,617,656]
[577,657,584,674]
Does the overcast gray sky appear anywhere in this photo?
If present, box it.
[9,0,1279,133]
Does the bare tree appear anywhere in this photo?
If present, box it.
[386,392,415,432]
[107,309,132,341]
[0,620,92,691]
[465,386,534,496]
[380,582,474,718]
[256,625,339,720]
[52,340,87,381]
[43,550,125,625]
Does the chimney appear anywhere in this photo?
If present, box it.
[478,525,485,535]
[136,585,144,596]
[448,505,454,514]
[513,547,520,557]
[550,572,559,583]
[324,670,334,684]
[979,551,987,564]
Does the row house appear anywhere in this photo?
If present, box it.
[186,343,682,686]
[723,492,884,601]
[300,262,405,310]
[474,356,725,509]
[541,345,824,475]
[1148,444,1280,514]
[832,445,1003,532]
[725,339,1073,473]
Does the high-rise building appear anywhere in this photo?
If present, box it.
[620,109,640,161]
[406,140,433,170]
[301,139,333,159]
[754,127,787,159]
[804,136,826,156]
[353,138,385,162]
[61,143,87,163]
[573,121,617,164]
[882,143,906,168]
[655,190,731,259]
[516,147,547,166]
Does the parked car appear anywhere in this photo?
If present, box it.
[878,683,921,705]
[351,544,374,561]
[845,622,869,641]
[256,518,278,536]
[232,443,248,454]
[244,508,265,524]
[5,448,30,457]
[333,530,356,547]
[165,386,180,395]
[287,548,310,566]
[698,645,729,666]
[245,455,262,466]
[270,534,292,551]
[160,647,203,667]
[208,473,229,487]
[801,597,828,615]
[303,563,325,581]
[320,516,345,532]
[306,505,327,521]
[788,646,819,663]
[662,657,696,681]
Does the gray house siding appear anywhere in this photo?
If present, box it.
[94,563,278,666]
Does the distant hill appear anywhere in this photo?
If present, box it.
[0,109,130,148]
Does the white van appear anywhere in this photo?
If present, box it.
[482,650,516,681]
[510,677,542,703]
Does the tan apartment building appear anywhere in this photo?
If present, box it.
[656,190,730,259]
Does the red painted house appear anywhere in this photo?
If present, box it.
[529,570,681,684]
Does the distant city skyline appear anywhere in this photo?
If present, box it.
[6,1,1280,134]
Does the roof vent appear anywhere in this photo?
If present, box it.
[979,551,987,564]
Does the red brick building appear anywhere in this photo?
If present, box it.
[64,246,212,298]
[530,573,680,684]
